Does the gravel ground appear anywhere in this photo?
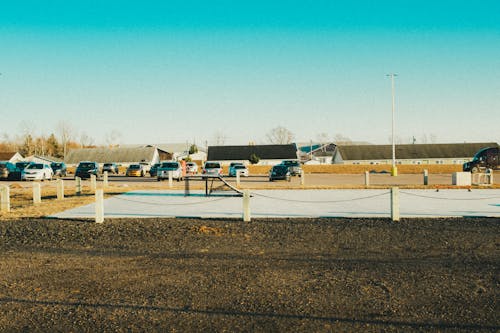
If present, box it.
[0,217,498,332]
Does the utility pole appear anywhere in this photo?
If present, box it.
[387,73,398,176]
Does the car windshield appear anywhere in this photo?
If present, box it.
[104,163,113,167]
[51,163,62,168]
[79,162,96,168]
[16,162,31,168]
[161,163,179,168]
[282,161,299,166]
[27,164,44,170]
[205,163,220,168]
[0,163,8,168]
[129,165,140,170]
[472,148,489,161]
[234,165,246,169]
[273,165,288,172]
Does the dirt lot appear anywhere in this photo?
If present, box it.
[0,217,498,332]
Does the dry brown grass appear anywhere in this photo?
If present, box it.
[67,163,464,175]
[247,164,464,174]
[0,182,196,221]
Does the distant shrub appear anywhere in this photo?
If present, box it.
[249,153,260,164]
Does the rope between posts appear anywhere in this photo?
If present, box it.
[249,191,390,203]
[400,191,500,201]
[113,195,232,206]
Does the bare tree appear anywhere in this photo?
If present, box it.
[316,132,330,145]
[212,130,227,146]
[80,132,95,148]
[429,133,438,143]
[105,130,122,147]
[57,121,74,159]
[333,134,352,145]
[18,121,37,156]
[0,133,18,151]
[266,126,295,144]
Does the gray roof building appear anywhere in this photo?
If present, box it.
[333,142,499,164]
[65,147,171,165]
[207,144,298,164]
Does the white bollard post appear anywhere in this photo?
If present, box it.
[0,185,10,212]
[90,174,97,192]
[423,169,429,186]
[236,170,241,188]
[391,187,400,222]
[243,190,251,222]
[56,179,64,200]
[103,171,109,188]
[364,171,370,187]
[95,189,104,223]
[300,170,305,186]
[486,168,493,185]
[75,176,82,196]
[33,182,42,205]
[168,171,173,188]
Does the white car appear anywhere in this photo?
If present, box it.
[24,163,53,181]
[186,162,198,174]
[202,161,222,176]
[157,161,183,181]
[228,164,249,177]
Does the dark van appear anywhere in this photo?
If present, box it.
[463,147,499,173]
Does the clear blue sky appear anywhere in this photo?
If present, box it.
[1,1,499,146]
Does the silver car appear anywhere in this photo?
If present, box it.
[202,161,222,176]
[157,161,183,181]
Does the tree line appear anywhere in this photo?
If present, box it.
[0,133,90,159]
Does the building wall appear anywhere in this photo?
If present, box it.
[339,158,471,165]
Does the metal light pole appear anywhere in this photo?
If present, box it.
[387,73,398,176]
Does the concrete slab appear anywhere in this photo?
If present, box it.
[51,189,500,219]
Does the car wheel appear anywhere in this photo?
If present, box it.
[471,166,480,173]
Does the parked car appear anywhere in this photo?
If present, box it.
[16,161,35,171]
[186,162,198,175]
[269,164,291,182]
[0,161,25,180]
[126,164,146,177]
[75,161,100,179]
[463,147,499,173]
[227,162,243,176]
[50,162,67,177]
[228,164,249,177]
[103,163,119,174]
[139,162,151,174]
[157,161,183,181]
[24,163,53,181]
[281,160,302,176]
[149,163,161,177]
[202,161,222,176]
